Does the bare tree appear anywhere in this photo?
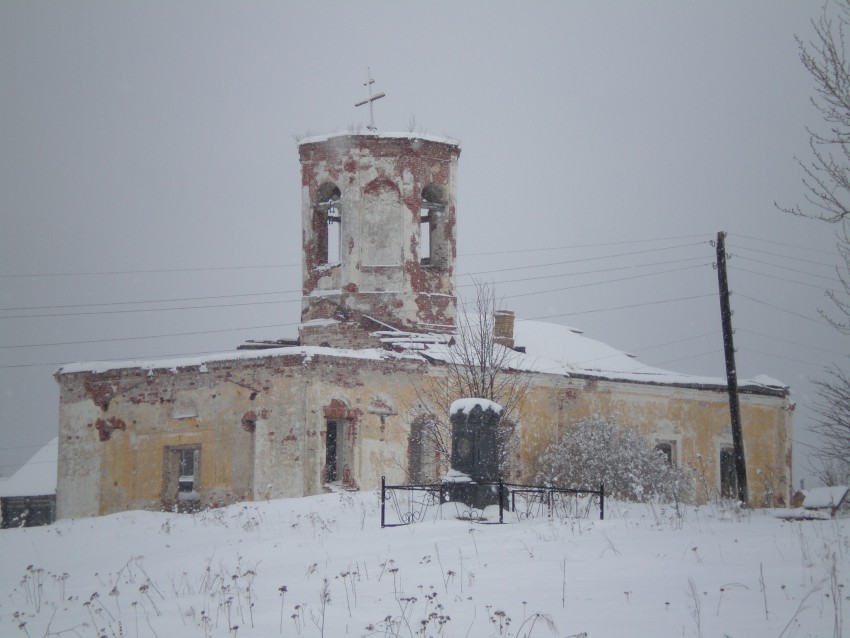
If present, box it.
[784,1,850,482]
[782,1,850,223]
[406,281,532,482]
[810,367,850,485]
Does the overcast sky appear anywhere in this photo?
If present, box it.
[0,1,843,488]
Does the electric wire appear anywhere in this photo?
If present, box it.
[525,293,716,322]
[0,296,303,320]
[737,328,846,357]
[0,289,303,313]
[732,233,839,257]
[1,251,709,317]
[460,233,710,257]
[0,263,300,279]
[0,321,302,350]
[730,265,840,291]
[501,263,709,300]
[734,292,829,326]
[462,241,708,277]
[731,255,840,283]
[456,256,708,289]
[728,239,839,266]
[738,347,832,368]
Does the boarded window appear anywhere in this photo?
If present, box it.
[408,417,438,484]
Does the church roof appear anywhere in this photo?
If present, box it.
[0,437,57,497]
[55,319,787,397]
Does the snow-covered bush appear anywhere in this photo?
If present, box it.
[535,415,694,503]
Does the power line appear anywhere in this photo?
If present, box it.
[458,256,708,289]
[2,260,708,319]
[738,347,833,369]
[526,293,716,322]
[730,265,839,291]
[727,243,838,270]
[461,241,707,277]
[0,296,302,320]
[732,233,838,257]
[733,255,839,283]
[0,321,301,350]
[501,263,709,300]
[0,235,711,279]
[638,348,722,371]
[460,233,710,257]
[737,328,846,357]
[734,292,829,326]
[0,263,300,279]
[0,289,303,313]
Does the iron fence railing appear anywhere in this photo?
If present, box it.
[380,476,604,528]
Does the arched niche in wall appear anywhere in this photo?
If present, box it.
[360,177,403,266]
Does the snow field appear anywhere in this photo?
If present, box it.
[1,492,846,637]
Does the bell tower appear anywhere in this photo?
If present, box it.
[298,134,461,347]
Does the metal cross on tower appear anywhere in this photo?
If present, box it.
[354,68,385,132]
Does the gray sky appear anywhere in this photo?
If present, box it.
[1,1,843,488]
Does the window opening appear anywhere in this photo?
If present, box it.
[655,441,675,466]
[325,420,338,482]
[720,447,737,499]
[419,209,431,265]
[178,448,197,493]
[326,202,341,263]
[420,184,447,267]
[163,445,201,512]
[315,184,341,266]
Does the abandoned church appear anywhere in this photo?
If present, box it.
[54,133,794,518]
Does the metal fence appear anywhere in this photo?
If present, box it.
[380,476,604,528]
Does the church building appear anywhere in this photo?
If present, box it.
[54,134,794,518]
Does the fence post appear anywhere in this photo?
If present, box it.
[599,483,604,520]
[498,480,504,524]
[381,476,386,528]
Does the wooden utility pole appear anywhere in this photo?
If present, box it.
[715,231,748,504]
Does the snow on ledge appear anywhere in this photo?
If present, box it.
[441,468,473,484]
[56,345,421,376]
[748,374,789,390]
[450,398,503,417]
[298,131,461,147]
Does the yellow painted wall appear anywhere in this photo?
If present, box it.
[56,351,792,518]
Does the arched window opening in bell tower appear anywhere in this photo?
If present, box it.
[420,184,448,268]
[314,183,341,266]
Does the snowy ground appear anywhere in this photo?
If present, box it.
[1,492,846,638]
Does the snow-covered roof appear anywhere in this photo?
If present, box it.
[803,486,848,510]
[512,319,788,393]
[55,345,420,376]
[0,437,57,497]
[298,131,460,147]
[56,319,787,396]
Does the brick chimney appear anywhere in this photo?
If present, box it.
[494,310,515,350]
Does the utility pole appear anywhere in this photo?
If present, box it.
[715,231,748,504]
